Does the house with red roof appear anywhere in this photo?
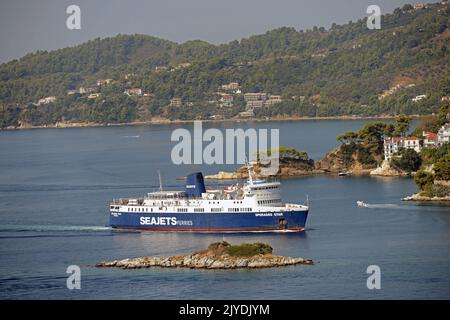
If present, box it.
[384,136,421,160]
[423,131,438,148]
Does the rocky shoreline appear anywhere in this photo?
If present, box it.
[402,193,450,202]
[369,160,409,177]
[96,255,313,270]
[1,115,404,131]
[96,242,313,270]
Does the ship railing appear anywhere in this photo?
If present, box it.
[111,198,145,205]
[285,203,308,209]
[111,199,127,205]
[264,176,280,183]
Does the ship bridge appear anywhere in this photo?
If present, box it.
[243,180,282,206]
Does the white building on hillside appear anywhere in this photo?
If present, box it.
[246,100,264,110]
[170,97,183,107]
[79,87,97,94]
[36,96,56,105]
[96,79,113,86]
[264,95,282,107]
[244,93,267,102]
[412,94,427,102]
[384,136,421,160]
[220,82,240,91]
[219,94,233,107]
[124,88,143,96]
[438,123,450,145]
[423,131,438,148]
[87,93,101,99]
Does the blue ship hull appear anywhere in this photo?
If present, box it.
[110,210,308,232]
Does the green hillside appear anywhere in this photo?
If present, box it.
[1,2,449,128]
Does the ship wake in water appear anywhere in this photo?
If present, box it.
[0,225,112,233]
[356,202,444,210]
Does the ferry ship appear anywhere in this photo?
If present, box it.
[109,166,309,232]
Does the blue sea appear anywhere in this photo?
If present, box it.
[0,120,449,299]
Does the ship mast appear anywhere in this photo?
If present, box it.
[246,160,255,185]
[158,170,163,191]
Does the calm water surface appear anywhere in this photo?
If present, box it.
[0,120,449,299]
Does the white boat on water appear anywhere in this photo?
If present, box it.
[357,201,369,207]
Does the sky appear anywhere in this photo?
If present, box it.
[0,0,439,64]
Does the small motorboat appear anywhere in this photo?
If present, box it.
[357,201,369,208]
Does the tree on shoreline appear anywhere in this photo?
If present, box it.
[434,152,450,181]
[393,114,412,137]
[391,148,422,174]
[414,170,435,190]
[258,147,310,162]
[336,131,359,144]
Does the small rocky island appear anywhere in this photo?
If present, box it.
[96,242,313,270]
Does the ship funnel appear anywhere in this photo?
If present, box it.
[185,172,206,198]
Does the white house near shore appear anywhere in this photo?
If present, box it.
[423,131,438,148]
[384,136,421,160]
[438,123,450,145]
[383,123,450,160]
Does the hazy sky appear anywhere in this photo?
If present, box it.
[0,0,438,63]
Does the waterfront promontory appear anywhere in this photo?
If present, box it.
[205,113,450,201]
[96,242,313,270]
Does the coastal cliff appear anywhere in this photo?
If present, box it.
[96,242,313,270]
[316,146,377,174]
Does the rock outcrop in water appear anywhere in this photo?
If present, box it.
[370,160,408,177]
[96,242,313,270]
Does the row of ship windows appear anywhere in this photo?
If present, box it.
[252,186,278,191]
[128,207,153,212]
[208,201,243,204]
[228,208,252,212]
[257,199,281,205]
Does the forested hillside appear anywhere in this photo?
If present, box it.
[1,2,449,128]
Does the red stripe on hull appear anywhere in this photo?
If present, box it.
[112,226,305,232]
